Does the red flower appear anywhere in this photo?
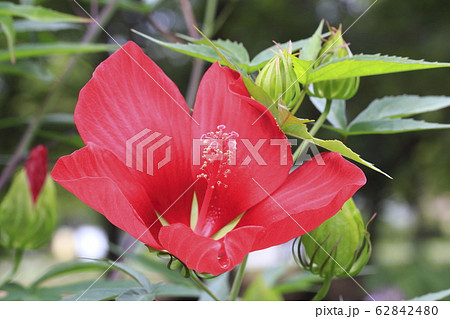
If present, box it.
[51,42,366,275]
[26,145,48,203]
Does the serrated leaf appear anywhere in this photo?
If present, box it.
[132,29,246,70]
[351,95,450,123]
[308,54,450,83]
[310,97,347,129]
[249,38,309,72]
[347,119,450,135]
[299,19,324,61]
[214,39,250,65]
[341,95,450,135]
[410,288,450,301]
[282,121,391,178]
[0,43,117,61]
[0,2,90,23]
[134,28,311,73]
[0,14,15,63]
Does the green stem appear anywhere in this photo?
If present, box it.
[312,275,333,301]
[290,85,308,115]
[228,254,248,301]
[189,270,221,301]
[293,98,332,163]
[202,0,218,37]
[0,249,24,286]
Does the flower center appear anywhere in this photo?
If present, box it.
[194,125,240,238]
[197,125,239,189]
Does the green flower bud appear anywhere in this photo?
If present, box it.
[294,198,371,278]
[309,25,360,100]
[0,146,57,250]
[255,44,301,110]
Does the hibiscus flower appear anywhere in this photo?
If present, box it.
[52,41,366,276]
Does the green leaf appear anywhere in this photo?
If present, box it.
[351,95,450,123]
[299,19,324,61]
[343,95,450,135]
[347,119,450,135]
[134,28,310,73]
[30,261,110,289]
[127,252,193,287]
[10,20,80,33]
[0,14,15,63]
[0,2,90,23]
[308,54,450,83]
[96,259,153,291]
[115,287,155,301]
[63,288,130,301]
[282,121,391,178]
[291,56,314,85]
[410,288,450,301]
[132,29,245,69]
[243,274,283,301]
[310,97,347,130]
[214,38,250,65]
[250,39,309,72]
[0,43,117,61]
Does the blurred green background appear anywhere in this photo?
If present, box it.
[0,0,449,300]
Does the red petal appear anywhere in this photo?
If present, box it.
[25,145,48,203]
[191,64,292,236]
[75,41,194,225]
[51,143,162,249]
[158,223,262,276]
[237,152,366,251]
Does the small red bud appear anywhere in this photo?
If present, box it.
[25,145,48,203]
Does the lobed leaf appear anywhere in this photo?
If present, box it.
[282,121,391,178]
[351,95,450,123]
[310,97,347,130]
[307,54,450,83]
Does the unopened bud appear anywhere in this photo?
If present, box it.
[255,43,301,110]
[294,198,371,278]
[0,145,57,250]
[309,25,360,100]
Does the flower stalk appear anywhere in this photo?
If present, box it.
[228,254,248,301]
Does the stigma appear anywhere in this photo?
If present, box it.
[197,125,238,188]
